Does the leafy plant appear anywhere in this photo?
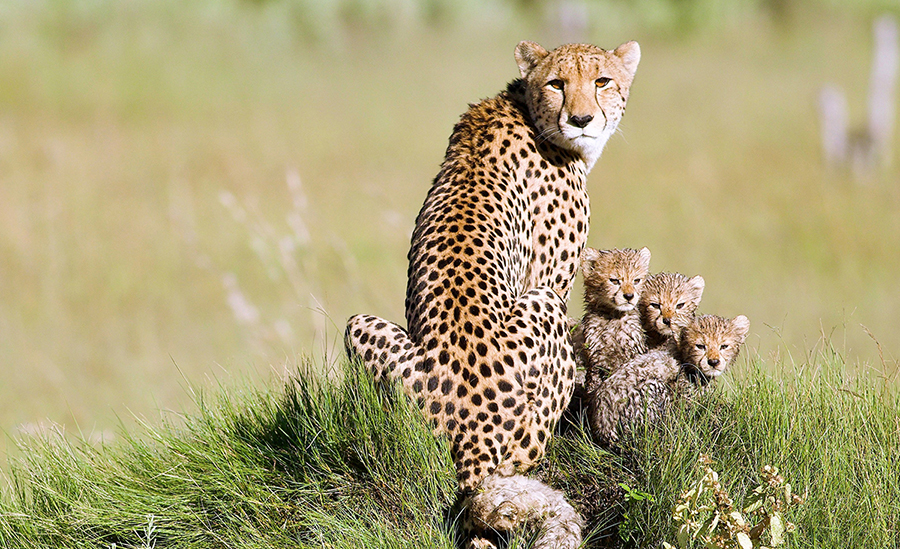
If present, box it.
[618,482,656,542]
[664,455,806,549]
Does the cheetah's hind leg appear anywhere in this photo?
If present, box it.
[462,473,583,549]
[344,314,424,383]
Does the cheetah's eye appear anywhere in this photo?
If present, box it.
[609,278,620,285]
[650,303,661,309]
[633,278,642,284]
[547,79,564,91]
[720,344,730,350]
[695,343,706,350]
[676,303,685,310]
[595,77,612,88]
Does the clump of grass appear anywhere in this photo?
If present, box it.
[616,354,900,548]
[0,361,457,548]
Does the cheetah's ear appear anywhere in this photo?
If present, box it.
[515,41,549,78]
[580,246,601,277]
[613,41,641,78]
[688,275,705,301]
[731,315,750,342]
[637,247,651,270]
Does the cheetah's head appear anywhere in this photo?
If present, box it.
[515,40,640,168]
[677,314,750,382]
[639,272,705,341]
[581,247,651,313]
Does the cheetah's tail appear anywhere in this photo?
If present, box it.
[344,313,420,383]
[463,472,582,549]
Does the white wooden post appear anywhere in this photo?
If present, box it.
[867,15,899,169]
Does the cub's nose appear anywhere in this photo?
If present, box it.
[623,292,634,301]
[662,318,671,326]
[707,358,720,368]
[568,114,593,128]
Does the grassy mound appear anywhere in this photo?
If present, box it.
[0,363,458,548]
[1,355,897,548]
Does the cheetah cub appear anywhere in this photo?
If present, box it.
[572,247,651,385]
[590,314,750,443]
[639,272,705,350]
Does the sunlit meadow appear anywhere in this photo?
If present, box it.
[0,0,898,462]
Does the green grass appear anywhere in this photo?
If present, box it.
[617,356,900,547]
[1,354,896,548]
[0,361,459,548]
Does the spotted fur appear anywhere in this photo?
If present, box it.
[345,40,640,547]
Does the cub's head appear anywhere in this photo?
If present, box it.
[677,314,750,382]
[639,272,705,341]
[581,247,651,314]
[515,40,640,167]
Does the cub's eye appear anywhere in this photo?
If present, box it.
[609,278,620,285]
[633,278,642,284]
[595,77,612,88]
[650,303,661,310]
[720,344,730,350]
[547,79,564,90]
[695,343,706,350]
[676,302,685,310]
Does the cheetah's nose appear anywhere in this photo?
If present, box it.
[623,293,634,301]
[568,114,593,128]
[708,358,720,368]
[662,318,671,326]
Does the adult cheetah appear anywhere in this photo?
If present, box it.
[345,40,640,548]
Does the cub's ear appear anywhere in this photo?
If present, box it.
[688,275,705,299]
[613,41,641,78]
[580,246,601,277]
[731,315,751,341]
[637,247,651,270]
[515,41,549,78]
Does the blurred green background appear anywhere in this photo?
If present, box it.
[1,0,898,458]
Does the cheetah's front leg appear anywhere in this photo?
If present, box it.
[497,286,578,466]
[461,286,581,547]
